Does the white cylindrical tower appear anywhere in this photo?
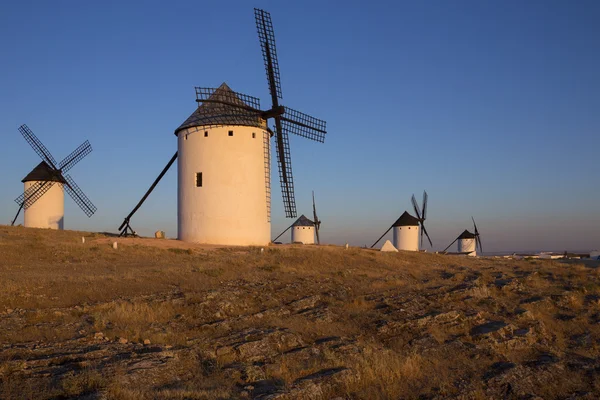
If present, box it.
[457,230,477,256]
[175,83,271,246]
[290,215,315,244]
[21,161,65,230]
[392,211,420,251]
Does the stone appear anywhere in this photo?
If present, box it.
[380,240,398,252]
[94,332,104,340]
[155,230,165,239]
[118,337,128,344]
[143,339,151,345]
[112,241,118,250]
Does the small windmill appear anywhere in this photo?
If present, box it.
[11,124,96,229]
[117,8,327,245]
[371,191,432,251]
[273,191,321,244]
[442,217,483,256]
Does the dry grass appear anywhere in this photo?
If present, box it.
[1,225,599,399]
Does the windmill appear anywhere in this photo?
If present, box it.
[272,191,321,244]
[117,8,327,244]
[442,217,483,256]
[11,124,96,229]
[371,191,433,251]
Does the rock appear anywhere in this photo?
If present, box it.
[380,240,398,252]
[143,339,151,345]
[288,295,321,312]
[94,332,104,340]
[155,230,165,239]
[112,241,118,250]
[6,308,13,314]
[118,337,128,344]
[470,320,508,336]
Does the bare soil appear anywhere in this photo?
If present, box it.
[1,225,599,399]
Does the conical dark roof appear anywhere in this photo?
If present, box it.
[22,161,66,183]
[292,214,315,227]
[175,83,263,135]
[458,230,476,239]
[392,211,419,227]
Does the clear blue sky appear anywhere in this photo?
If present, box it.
[1,0,598,252]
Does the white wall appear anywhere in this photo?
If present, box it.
[393,225,419,251]
[177,124,271,245]
[23,181,64,230]
[291,225,315,244]
[458,238,477,256]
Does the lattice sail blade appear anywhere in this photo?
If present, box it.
[274,122,296,218]
[421,222,433,247]
[59,140,92,173]
[422,191,428,220]
[63,174,97,217]
[255,8,282,100]
[195,87,261,110]
[15,180,57,209]
[281,107,327,143]
[411,194,422,220]
[18,124,58,169]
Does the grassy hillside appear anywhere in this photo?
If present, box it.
[1,225,599,399]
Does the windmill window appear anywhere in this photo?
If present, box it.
[195,172,202,187]
[252,132,256,138]
[204,131,208,137]
[228,130,234,136]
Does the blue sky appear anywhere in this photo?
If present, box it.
[1,0,598,252]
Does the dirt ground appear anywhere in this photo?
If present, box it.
[1,225,599,399]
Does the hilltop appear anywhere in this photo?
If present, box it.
[1,225,599,399]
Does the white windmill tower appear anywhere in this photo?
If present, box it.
[116,9,327,243]
[175,84,272,245]
[291,215,316,244]
[20,162,66,229]
[391,211,420,251]
[11,125,97,229]
[272,191,322,245]
[371,191,433,251]
[443,217,483,256]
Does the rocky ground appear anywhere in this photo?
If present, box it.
[0,226,599,399]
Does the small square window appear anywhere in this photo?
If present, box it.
[228,130,233,136]
[196,172,202,187]
[252,132,256,138]
[204,131,208,137]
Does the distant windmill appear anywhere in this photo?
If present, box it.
[117,8,327,244]
[272,191,321,244]
[442,217,483,256]
[371,191,433,251]
[11,124,96,229]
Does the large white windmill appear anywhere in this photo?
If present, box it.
[117,9,327,245]
[371,191,433,251]
[11,125,96,229]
